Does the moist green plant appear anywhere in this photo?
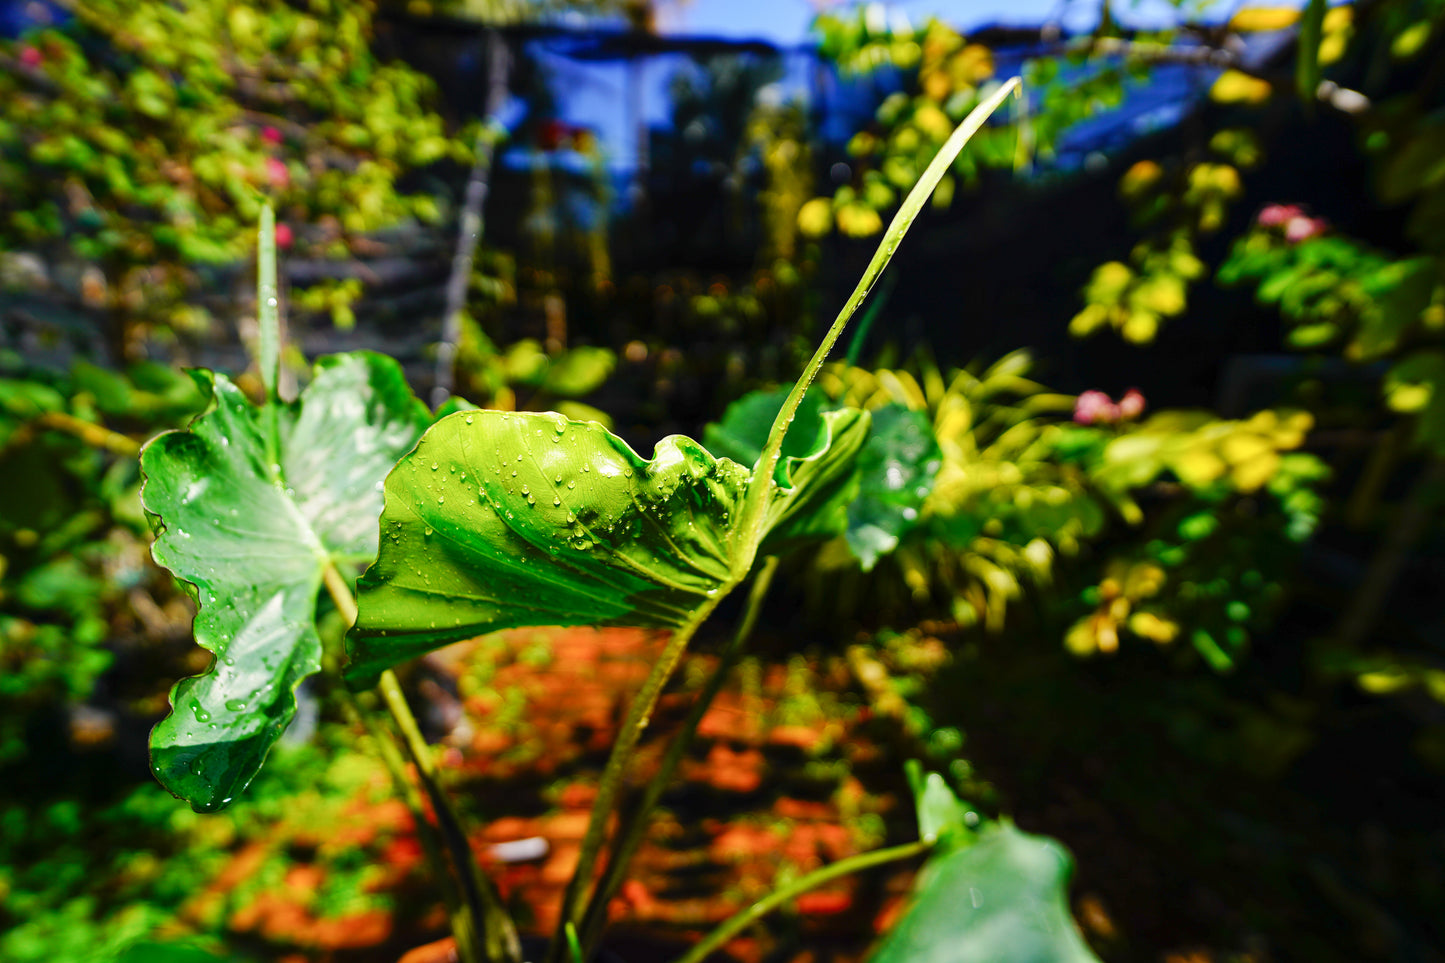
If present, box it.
[136,82,1103,963]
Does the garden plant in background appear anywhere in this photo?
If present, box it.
[801,0,1445,696]
[0,0,477,360]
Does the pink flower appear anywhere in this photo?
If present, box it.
[1284,215,1326,243]
[1257,204,1303,227]
[1074,390,1120,425]
[261,126,283,145]
[18,46,42,69]
[274,223,293,249]
[1117,388,1146,420]
[264,157,290,188]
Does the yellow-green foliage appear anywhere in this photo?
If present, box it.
[805,351,1322,656]
[0,0,474,350]
[1070,141,1253,344]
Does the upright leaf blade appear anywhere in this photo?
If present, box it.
[346,410,753,689]
[743,77,1021,548]
[870,825,1101,963]
[142,352,430,811]
[257,204,280,400]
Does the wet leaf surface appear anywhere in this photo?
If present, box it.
[347,411,750,689]
[846,404,941,570]
[141,352,431,811]
[348,402,867,688]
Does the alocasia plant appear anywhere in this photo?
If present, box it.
[139,209,436,810]
[138,78,1101,963]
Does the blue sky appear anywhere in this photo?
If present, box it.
[651,0,1224,43]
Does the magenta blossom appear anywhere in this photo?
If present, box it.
[18,46,42,69]
[1075,388,1147,425]
[1074,390,1120,425]
[265,157,290,189]
[1117,388,1146,420]
[262,126,283,145]
[274,223,294,249]
[1256,204,1303,227]
[1284,216,1327,243]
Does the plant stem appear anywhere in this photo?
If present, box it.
[578,557,780,955]
[843,271,896,368]
[1336,456,1445,650]
[377,669,522,963]
[735,78,1021,567]
[258,204,280,402]
[322,562,520,963]
[673,840,932,963]
[30,411,141,457]
[546,593,730,963]
[339,692,483,963]
[320,562,359,624]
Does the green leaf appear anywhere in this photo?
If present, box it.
[71,360,135,415]
[905,761,973,845]
[703,386,827,466]
[0,377,65,419]
[348,402,867,687]
[141,352,431,811]
[705,389,935,566]
[763,405,870,548]
[347,410,752,689]
[542,346,616,397]
[870,824,1101,963]
[112,942,230,963]
[1385,351,1445,453]
[702,386,870,548]
[1359,258,1437,359]
[847,404,941,570]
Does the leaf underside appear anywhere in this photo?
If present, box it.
[347,403,867,688]
[702,385,870,547]
[704,387,937,564]
[142,352,430,811]
[869,825,1101,963]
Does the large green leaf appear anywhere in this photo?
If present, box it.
[847,404,941,570]
[346,403,865,688]
[141,352,431,811]
[701,386,870,548]
[870,825,1101,963]
[346,411,749,688]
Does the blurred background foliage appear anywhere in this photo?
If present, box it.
[3,0,1445,960]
